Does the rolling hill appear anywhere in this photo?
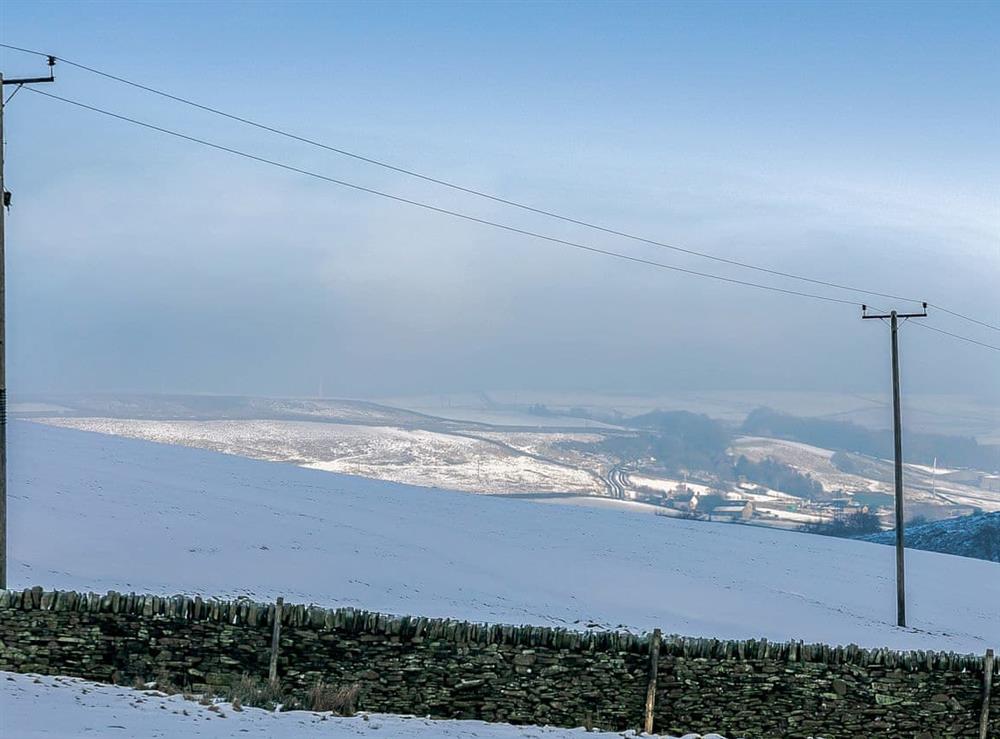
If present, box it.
[865,512,1000,563]
[8,421,999,654]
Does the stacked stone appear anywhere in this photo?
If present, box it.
[0,588,995,737]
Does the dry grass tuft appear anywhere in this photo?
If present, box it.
[151,669,182,696]
[307,681,361,715]
[224,674,285,711]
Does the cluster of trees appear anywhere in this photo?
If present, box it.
[830,451,887,480]
[892,512,1000,563]
[803,511,883,538]
[742,407,1000,471]
[971,524,1000,562]
[575,410,736,474]
[733,455,824,499]
[584,411,836,500]
[526,403,553,416]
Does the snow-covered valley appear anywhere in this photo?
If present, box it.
[29,393,1000,535]
[7,421,1000,654]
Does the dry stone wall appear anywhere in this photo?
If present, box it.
[1,587,996,738]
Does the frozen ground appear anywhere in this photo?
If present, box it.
[28,398,999,522]
[33,418,603,496]
[8,421,999,653]
[2,672,726,739]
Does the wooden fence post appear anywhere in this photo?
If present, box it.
[982,648,994,739]
[269,597,284,685]
[644,628,662,735]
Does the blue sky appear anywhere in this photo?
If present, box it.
[1,1,997,409]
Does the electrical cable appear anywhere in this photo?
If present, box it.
[0,42,936,309]
[26,86,872,309]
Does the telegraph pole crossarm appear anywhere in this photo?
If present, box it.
[862,302,927,628]
[0,56,56,590]
[861,304,930,321]
[2,56,56,88]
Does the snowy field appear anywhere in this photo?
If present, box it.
[33,418,603,496]
[2,672,725,739]
[8,421,1000,653]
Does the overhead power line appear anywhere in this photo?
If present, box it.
[924,303,1000,334]
[26,86,872,308]
[8,43,996,336]
[25,89,1000,357]
[0,41,933,310]
[909,322,1000,352]
[866,303,1000,351]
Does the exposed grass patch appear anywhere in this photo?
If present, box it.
[117,672,361,715]
[223,674,286,711]
[307,681,360,715]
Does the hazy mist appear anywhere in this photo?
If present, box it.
[3,1,998,405]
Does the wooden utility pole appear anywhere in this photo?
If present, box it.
[982,648,994,739]
[862,303,927,628]
[0,58,56,589]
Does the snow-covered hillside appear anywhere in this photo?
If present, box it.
[865,512,1000,563]
[8,422,1000,653]
[3,672,711,739]
[34,417,604,496]
[732,435,1000,514]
